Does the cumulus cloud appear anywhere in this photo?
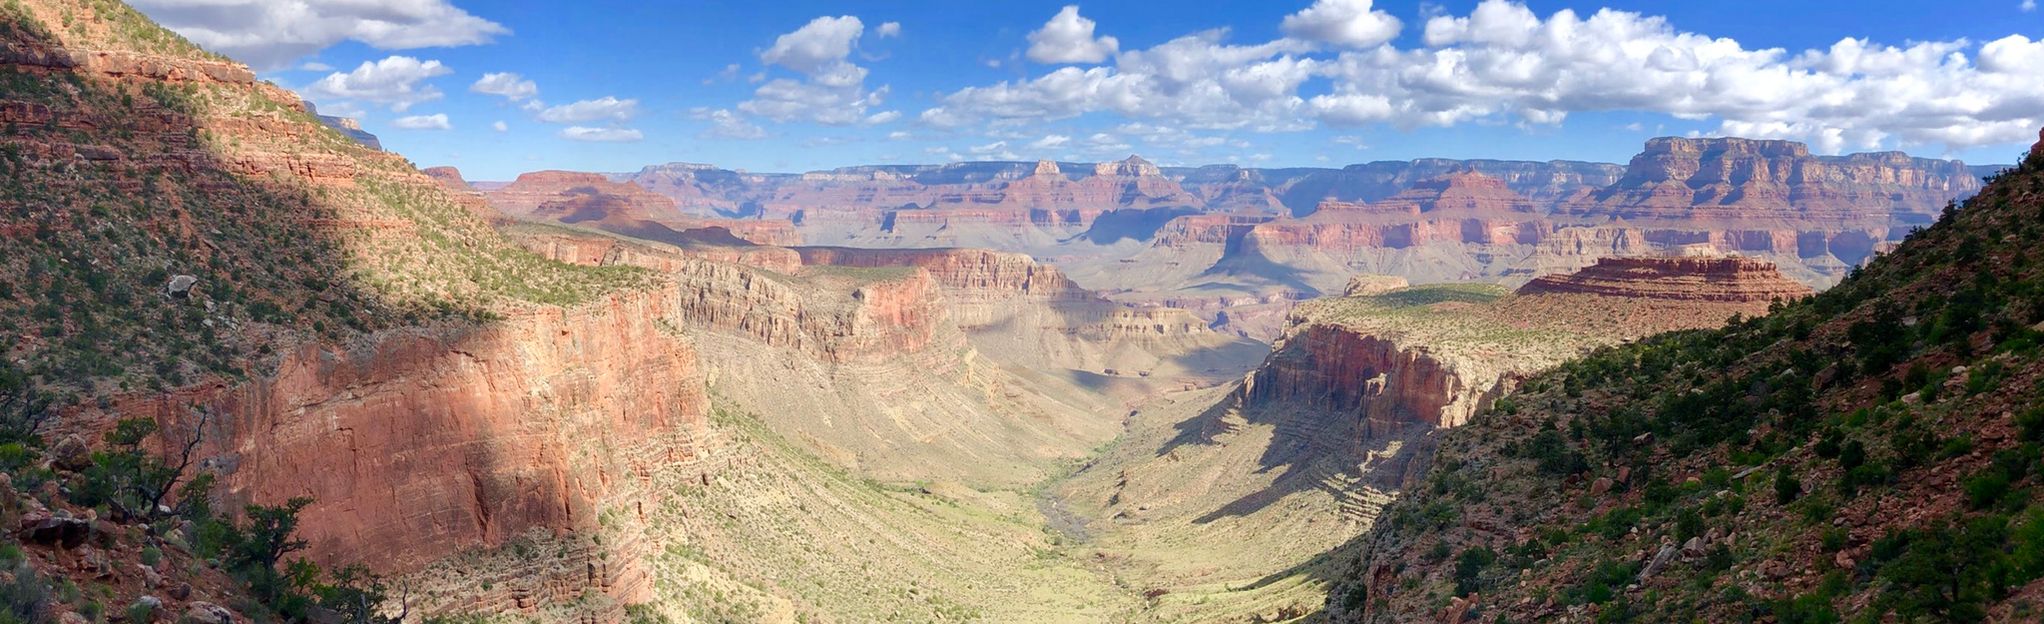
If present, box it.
[1026,6,1119,64]
[492,120,508,132]
[876,21,902,38]
[693,108,768,140]
[922,33,1314,131]
[2026,0,2038,12]
[762,15,868,87]
[536,97,639,123]
[559,127,643,142]
[921,0,2044,154]
[303,56,450,112]
[1281,0,1402,48]
[391,113,450,130]
[1030,134,1071,149]
[131,0,507,69]
[470,72,537,101]
[742,15,893,125]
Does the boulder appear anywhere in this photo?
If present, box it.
[48,435,90,471]
[1637,543,1679,582]
[16,512,91,549]
[165,274,198,298]
[183,602,233,624]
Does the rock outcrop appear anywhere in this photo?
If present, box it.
[1569,136,1982,225]
[793,246,1090,300]
[1518,255,1814,303]
[137,290,708,615]
[1343,275,1408,297]
[306,101,380,150]
[486,170,802,246]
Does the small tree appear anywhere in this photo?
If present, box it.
[77,406,212,522]
[317,565,411,624]
[0,361,52,443]
[224,496,315,613]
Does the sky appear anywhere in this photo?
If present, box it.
[129,0,2044,181]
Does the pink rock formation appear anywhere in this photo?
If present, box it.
[1517,256,1815,303]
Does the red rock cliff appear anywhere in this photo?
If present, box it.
[1518,255,1815,303]
[96,289,708,618]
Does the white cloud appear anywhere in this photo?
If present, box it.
[303,56,450,112]
[922,33,1314,131]
[693,108,768,140]
[920,0,2044,154]
[391,113,450,130]
[887,131,912,141]
[132,0,507,70]
[1281,0,1402,48]
[536,97,639,123]
[876,21,902,38]
[1026,6,1119,64]
[2025,0,2038,12]
[559,127,644,142]
[742,15,893,126]
[967,140,1019,160]
[492,120,508,132]
[761,15,868,87]
[1031,134,1072,149]
[470,72,538,101]
[298,61,332,72]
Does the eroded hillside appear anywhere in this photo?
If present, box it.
[1326,138,2044,622]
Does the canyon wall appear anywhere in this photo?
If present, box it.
[89,289,708,619]
[486,170,801,247]
[1519,255,1816,303]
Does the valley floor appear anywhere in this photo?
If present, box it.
[417,378,1356,623]
[608,384,1357,624]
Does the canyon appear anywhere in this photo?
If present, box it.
[0,2,2023,624]
[456,132,1990,346]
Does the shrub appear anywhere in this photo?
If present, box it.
[1775,466,1802,505]
[1454,547,1497,596]
[1963,469,2012,510]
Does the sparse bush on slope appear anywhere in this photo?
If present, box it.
[1328,138,2044,623]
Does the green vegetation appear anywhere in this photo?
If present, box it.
[0,0,653,417]
[1339,133,2044,621]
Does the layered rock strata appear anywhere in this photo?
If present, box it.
[1518,256,1815,303]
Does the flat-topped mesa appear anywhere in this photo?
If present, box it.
[1151,214,1277,248]
[1032,159,1064,177]
[1574,136,1983,224]
[1518,255,1815,303]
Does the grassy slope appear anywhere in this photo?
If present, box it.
[1328,144,2044,622]
[0,0,646,404]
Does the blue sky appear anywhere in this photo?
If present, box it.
[133,0,2044,180]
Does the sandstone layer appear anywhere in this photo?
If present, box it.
[1518,255,1815,303]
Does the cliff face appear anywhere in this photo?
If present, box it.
[509,224,804,274]
[0,2,729,620]
[122,290,707,615]
[486,170,802,247]
[1245,325,1496,436]
[794,246,1091,302]
[1268,159,1626,216]
[1518,255,1815,303]
[1574,136,1983,224]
